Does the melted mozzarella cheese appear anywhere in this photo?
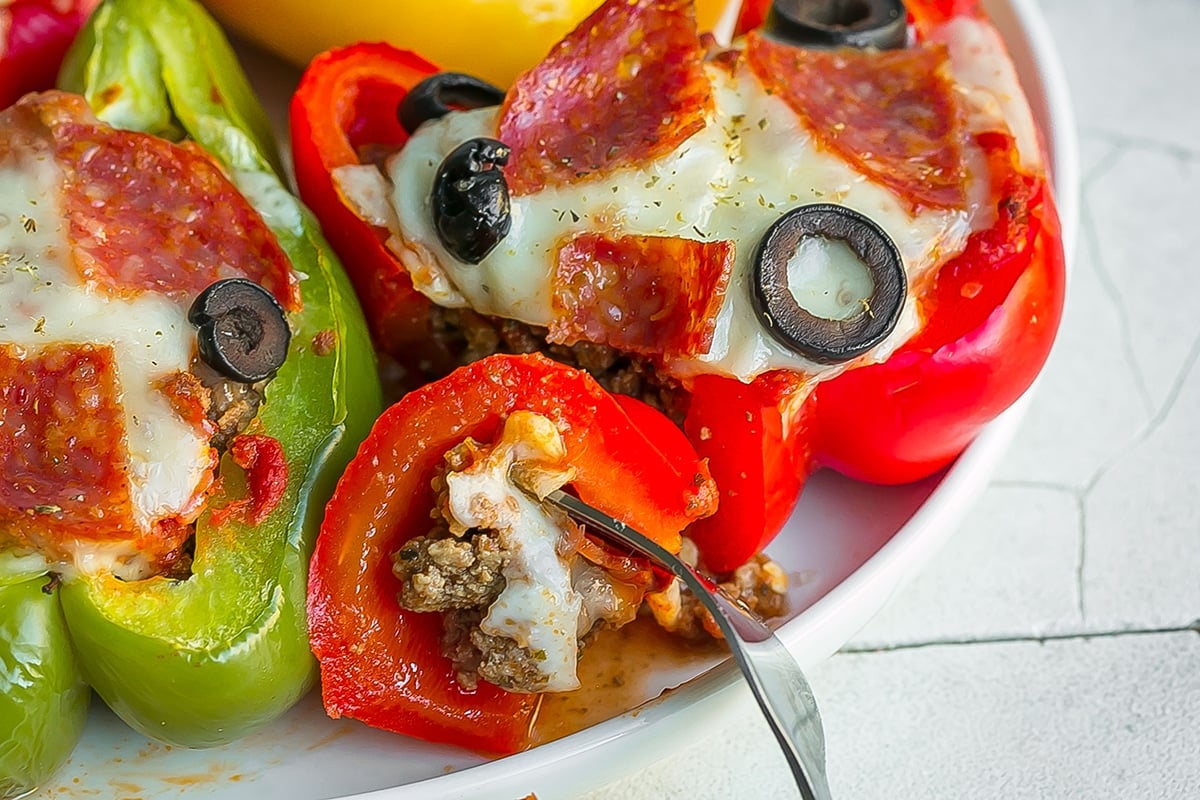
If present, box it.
[443,412,583,693]
[939,16,1043,174]
[380,30,1006,382]
[0,149,211,536]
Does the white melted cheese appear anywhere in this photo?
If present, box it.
[378,19,1029,383]
[938,16,1043,174]
[443,412,583,693]
[0,149,211,536]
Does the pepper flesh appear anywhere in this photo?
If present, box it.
[0,0,381,793]
[205,0,732,88]
[289,42,447,378]
[0,0,100,108]
[0,576,89,797]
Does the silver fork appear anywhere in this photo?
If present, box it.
[544,489,834,800]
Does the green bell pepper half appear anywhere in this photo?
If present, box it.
[0,577,90,799]
[0,0,382,793]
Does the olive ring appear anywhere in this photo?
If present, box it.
[432,137,513,265]
[399,72,505,135]
[751,203,906,364]
[764,0,909,50]
[188,278,291,383]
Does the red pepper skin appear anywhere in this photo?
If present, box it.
[0,1,99,108]
[733,0,770,36]
[907,0,986,33]
[683,371,814,573]
[812,132,1065,484]
[738,0,980,36]
[308,353,716,754]
[289,44,444,371]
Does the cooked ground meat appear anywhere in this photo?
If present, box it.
[723,554,789,619]
[393,412,787,694]
[394,441,591,694]
[428,306,688,425]
[442,606,565,694]
[654,553,789,640]
[391,528,506,612]
[441,608,485,690]
[192,361,264,452]
[147,365,266,582]
[471,628,552,693]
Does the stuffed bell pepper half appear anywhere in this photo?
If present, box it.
[0,0,380,794]
[291,0,1065,573]
[291,0,1064,756]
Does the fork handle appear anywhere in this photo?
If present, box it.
[699,583,834,800]
[544,490,833,800]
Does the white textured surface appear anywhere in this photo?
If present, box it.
[582,1,1200,797]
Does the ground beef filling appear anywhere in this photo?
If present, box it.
[192,361,266,452]
[428,306,688,425]
[151,363,266,580]
[391,422,597,694]
[646,545,789,641]
[390,417,791,695]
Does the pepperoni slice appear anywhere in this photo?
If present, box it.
[0,343,138,550]
[14,92,299,309]
[497,0,713,195]
[549,233,733,359]
[746,33,968,212]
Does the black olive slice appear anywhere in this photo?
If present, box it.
[432,137,513,265]
[188,278,291,383]
[751,204,905,364]
[398,72,506,135]
[764,0,908,50]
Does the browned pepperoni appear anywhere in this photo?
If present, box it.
[549,233,733,359]
[0,344,138,550]
[497,0,713,196]
[13,92,300,309]
[746,33,969,212]
[0,343,213,567]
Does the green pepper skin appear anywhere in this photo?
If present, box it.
[0,578,89,798]
[56,0,380,744]
[0,0,380,793]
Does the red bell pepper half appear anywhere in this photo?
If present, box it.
[289,43,446,375]
[0,0,100,109]
[307,353,716,753]
[290,0,1066,574]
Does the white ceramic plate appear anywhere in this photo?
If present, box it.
[37,1,1077,798]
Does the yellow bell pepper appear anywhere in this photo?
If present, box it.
[204,0,735,87]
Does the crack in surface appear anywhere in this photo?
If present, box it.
[1074,492,1088,621]
[1077,135,1126,187]
[1081,328,1200,496]
[1057,131,1200,626]
[840,621,1200,654]
[977,480,1090,623]
[990,478,1078,494]
[1078,186,1156,417]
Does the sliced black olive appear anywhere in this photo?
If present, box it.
[398,72,505,135]
[188,278,291,383]
[432,137,512,265]
[764,0,908,50]
[751,203,905,364]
